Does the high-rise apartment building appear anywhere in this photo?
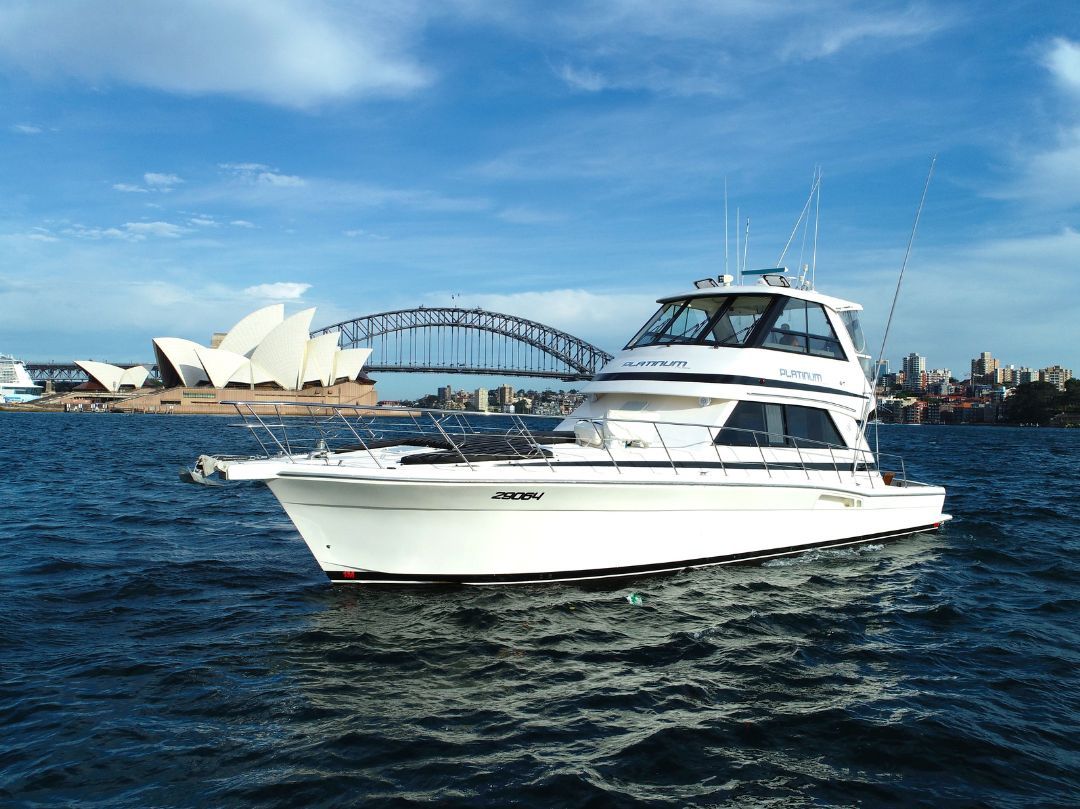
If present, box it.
[471,387,489,411]
[971,351,1000,384]
[902,353,926,392]
[1039,366,1073,391]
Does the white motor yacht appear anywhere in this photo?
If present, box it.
[194,270,949,584]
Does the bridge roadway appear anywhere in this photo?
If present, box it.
[27,306,615,384]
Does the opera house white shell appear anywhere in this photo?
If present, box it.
[78,304,371,393]
[73,360,150,392]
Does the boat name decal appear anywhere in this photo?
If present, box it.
[779,369,824,382]
[491,491,546,501]
[621,360,688,368]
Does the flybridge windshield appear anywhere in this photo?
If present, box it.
[626,293,851,361]
[627,295,772,348]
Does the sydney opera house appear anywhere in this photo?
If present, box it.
[76,304,376,414]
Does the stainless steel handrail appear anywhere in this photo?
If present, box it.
[223,401,911,485]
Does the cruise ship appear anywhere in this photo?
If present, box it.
[0,354,43,404]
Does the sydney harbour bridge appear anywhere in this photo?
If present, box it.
[27,306,615,385]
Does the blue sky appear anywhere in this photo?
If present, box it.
[2,1,1078,397]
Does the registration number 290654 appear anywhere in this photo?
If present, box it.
[491,491,545,501]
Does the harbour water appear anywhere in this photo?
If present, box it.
[1,414,1077,807]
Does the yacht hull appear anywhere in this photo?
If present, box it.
[264,473,949,584]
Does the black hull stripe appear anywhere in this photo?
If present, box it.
[593,371,867,400]
[325,523,942,585]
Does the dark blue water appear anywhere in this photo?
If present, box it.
[1,414,1077,808]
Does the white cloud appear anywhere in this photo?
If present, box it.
[556,64,608,93]
[1003,128,1080,206]
[830,227,1080,375]
[497,206,567,225]
[144,172,182,188]
[541,2,951,96]
[230,219,257,228]
[219,162,272,172]
[62,224,126,240]
[204,165,490,213]
[0,274,309,352]
[793,7,950,60]
[1043,37,1080,94]
[10,123,42,134]
[343,228,388,239]
[21,227,59,242]
[426,288,658,352]
[244,281,311,300]
[218,162,306,188]
[124,221,187,239]
[63,221,187,240]
[0,1,432,108]
[188,217,218,227]
[258,171,305,187]
[113,174,182,193]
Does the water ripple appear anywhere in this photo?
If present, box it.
[0,416,1077,807]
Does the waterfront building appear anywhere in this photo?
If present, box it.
[75,304,377,414]
[901,401,924,424]
[439,384,453,404]
[497,384,515,406]
[73,361,151,393]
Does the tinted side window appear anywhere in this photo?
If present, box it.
[715,402,785,446]
[762,298,846,360]
[784,405,844,447]
[716,401,847,448]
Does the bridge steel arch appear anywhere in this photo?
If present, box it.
[313,307,614,381]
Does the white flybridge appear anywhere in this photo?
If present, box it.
[191,269,950,585]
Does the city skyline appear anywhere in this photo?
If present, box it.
[2,3,1079,399]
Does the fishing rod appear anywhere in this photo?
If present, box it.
[855,156,937,471]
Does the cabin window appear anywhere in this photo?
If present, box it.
[839,311,866,353]
[762,298,846,360]
[716,401,846,448]
[708,296,772,345]
[627,295,772,348]
[628,299,722,347]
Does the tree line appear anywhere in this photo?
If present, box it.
[1004,380,1080,425]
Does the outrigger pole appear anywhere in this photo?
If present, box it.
[856,156,937,468]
